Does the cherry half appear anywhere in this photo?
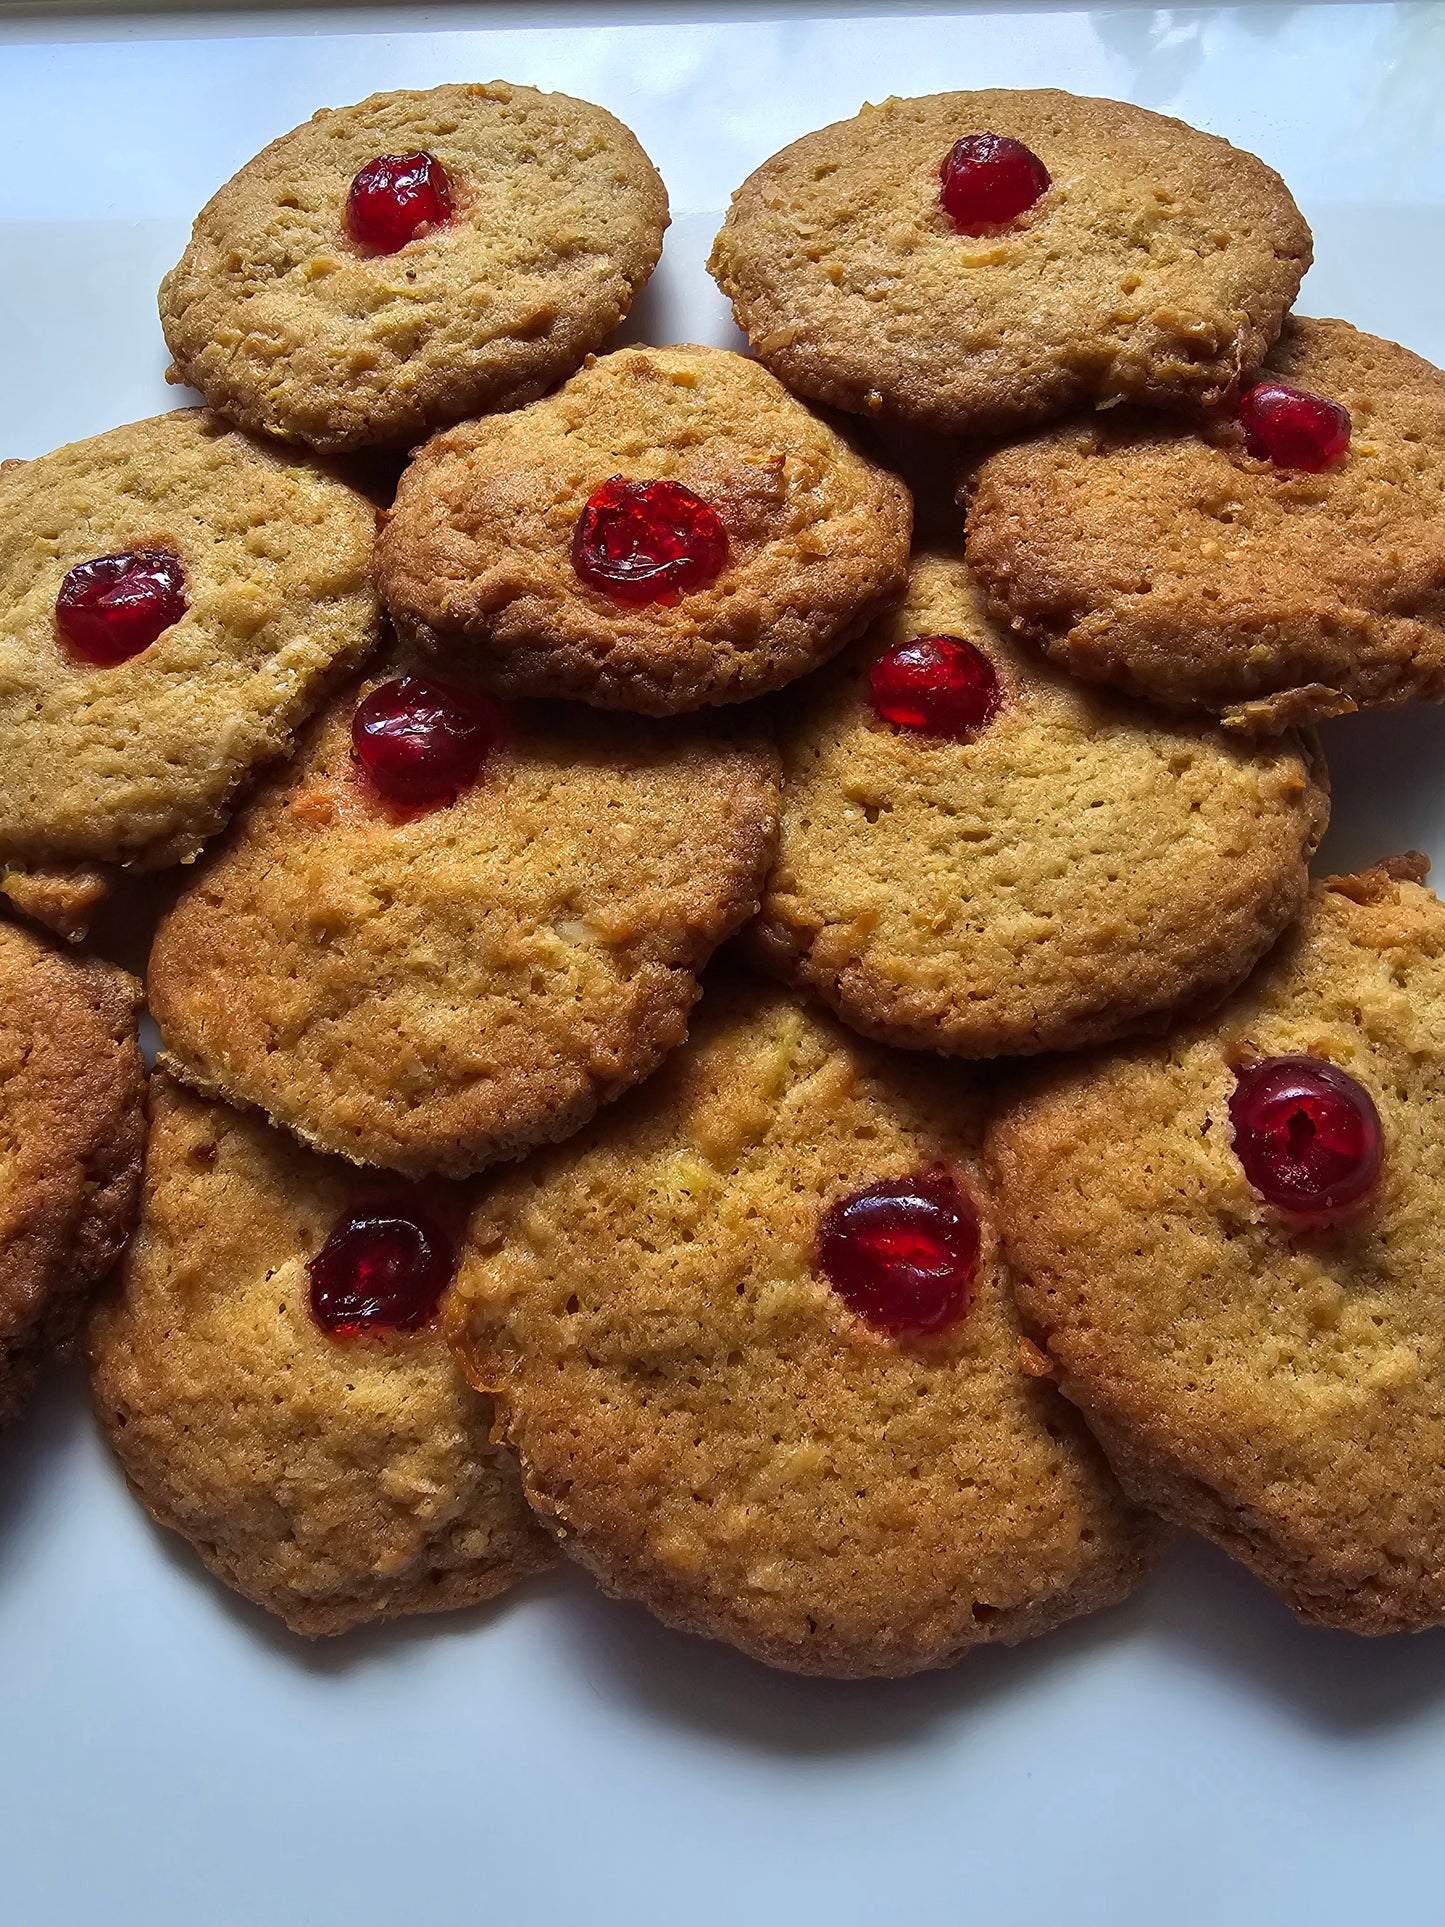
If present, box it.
[347,151,453,254]
[1235,380,1351,472]
[350,674,501,811]
[1229,1054,1382,1219]
[308,1200,455,1336]
[55,549,187,664]
[572,478,728,605]
[870,633,1001,742]
[817,1171,981,1335]
[940,133,1051,235]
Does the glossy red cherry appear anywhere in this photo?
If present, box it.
[308,1200,455,1336]
[1229,1055,1382,1219]
[572,478,728,605]
[347,151,453,253]
[350,674,501,811]
[870,634,1001,742]
[55,549,187,664]
[1235,380,1351,472]
[940,133,1050,234]
[817,1171,981,1335]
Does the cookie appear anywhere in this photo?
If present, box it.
[966,318,1445,730]
[148,656,779,1176]
[448,973,1164,1677]
[709,89,1309,436]
[0,410,380,940]
[376,345,911,715]
[160,83,669,454]
[89,1075,552,1635]
[987,857,1445,1633]
[0,922,144,1428]
[753,550,1328,1058]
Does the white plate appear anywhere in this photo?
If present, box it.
[3,8,1445,1924]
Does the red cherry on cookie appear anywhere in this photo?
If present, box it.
[940,133,1050,235]
[308,1200,455,1336]
[1235,380,1351,472]
[350,674,502,811]
[817,1171,981,1335]
[1229,1054,1382,1219]
[572,478,729,605]
[347,151,453,253]
[55,549,187,665]
[870,634,1001,742]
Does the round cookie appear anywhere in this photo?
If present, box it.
[0,410,380,941]
[988,858,1445,1634]
[753,550,1328,1058]
[0,922,144,1429]
[965,317,1445,730]
[448,973,1165,1678]
[89,1075,552,1635]
[148,656,779,1176]
[709,89,1310,436]
[376,345,911,715]
[160,83,669,454]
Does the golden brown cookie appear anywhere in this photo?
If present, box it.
[89,1076,552,1635]
[966,318,1445,729]
[376,345,911,715]
[148,655,779,1177]
[753,550,1328,1057]
[710,89,1309,436]
[448,974,1164,1677]
[160,83,669,454]
[988,858,1445,1633]
[0,410,380,941]
[0,922,144,1428]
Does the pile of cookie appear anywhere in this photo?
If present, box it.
[4,81,1444,1673]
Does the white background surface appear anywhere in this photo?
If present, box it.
[3,7,1445,1924]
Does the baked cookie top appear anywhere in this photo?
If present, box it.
[0,921,144,1428]
[754,550,1328,1058]
[376,345,911,715]
[988,859,1445,1633]
[709,89,1309,435]
[966,318,1445,730]
[148,656,779,1177]
[160,83,669,454]
[89,1076,551,1635]
[0,411,380,930]
[448,974,1163,1678]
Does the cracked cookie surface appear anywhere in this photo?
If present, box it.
[377,345,910,714]
[89,1076,552,1634]
[0,410,379,939]
[966,318,1445,729]
[148,655,778,1176]
[0,922,144,1428]
[710,89,1309,435]
[161,82,668,453]
[448,973,1164,1678]
[754,550,1328,1057]
[988,860,1445,1633]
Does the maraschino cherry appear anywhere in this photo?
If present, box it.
[572,478,728,605]
[1235,380,1351,472]
[870,634,1001,742]
[1229,1054,1382,1219]
[940,133,1050,235]
[347,151,453,253]
[55,549,187,664]
[308,1200,455,1336]
[817,1171,981,1335]
[350,674,501,811]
